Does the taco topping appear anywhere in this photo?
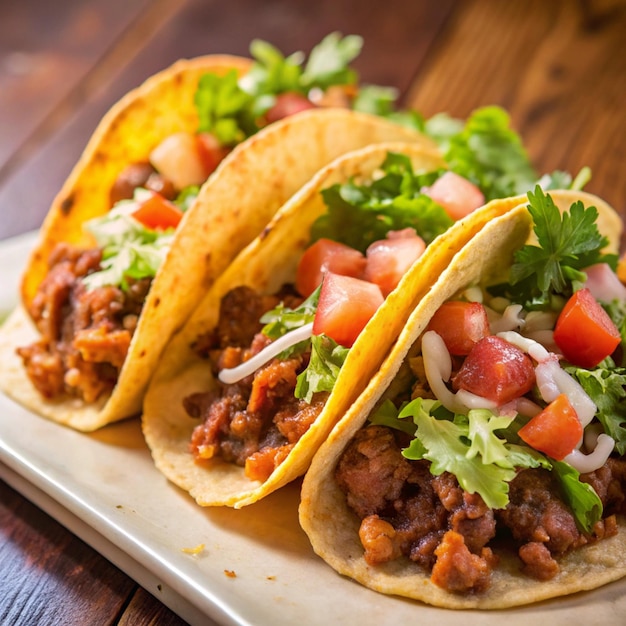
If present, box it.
[335,188,626,594]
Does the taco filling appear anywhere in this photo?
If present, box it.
[334,188,626,594]
[180,135,545,484]
[15,33,384,405]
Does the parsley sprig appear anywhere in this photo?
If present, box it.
[499,186,617,309]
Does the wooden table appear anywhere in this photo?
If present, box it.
[1,1,624,624]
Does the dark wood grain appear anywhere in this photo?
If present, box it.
[0,0,154,179]
[0,481,136,625]
[406,0,626,245]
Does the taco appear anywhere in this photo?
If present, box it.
[141,120,555,510]
[0,41,433,432]
[299,188,625,609]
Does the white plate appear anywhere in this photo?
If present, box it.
[1,233,626,626]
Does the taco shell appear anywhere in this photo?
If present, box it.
[298,191,626,609]
[142,141,539,509]
[0,55,435,432]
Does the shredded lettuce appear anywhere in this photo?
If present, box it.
[82,193,173,291]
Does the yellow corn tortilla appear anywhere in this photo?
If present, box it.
[0,55,435,432]
[298,192,625,609]
[142,142,541,509]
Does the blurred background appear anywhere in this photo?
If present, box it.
[1,0,625,241]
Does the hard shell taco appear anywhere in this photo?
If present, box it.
[299,189,626,609]
[0,39,433,432]
[141,126,549,509]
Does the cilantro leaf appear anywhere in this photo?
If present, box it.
[504,186,615,309]
[552,461,603,533]
[295,334,349,403]
[241,32,362,102]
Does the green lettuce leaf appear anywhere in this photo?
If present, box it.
[441,106,538,201]
[295,334,349,403]
[552,461,603,533]
[569,361,626,454]
[310,152,452,252]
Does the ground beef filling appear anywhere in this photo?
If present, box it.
[17,242,150,403]
[336,424,626,594]
[185,285,328,482]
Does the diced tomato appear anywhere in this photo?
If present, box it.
[313,272,384,347]
[452,335,536,404]
[363,229,426,296]
[296,238,366,297]
[265,92,317,124]
[553,288,620,369]
[518,394,583,460]
[424,171,485,221]
[426,301,490,356]
[132,192,183,230]
[195,132,230,177]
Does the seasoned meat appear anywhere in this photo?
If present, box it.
[186,286,323,482]
[336,423,626,595]
[17,242,150,402]
[109,161,176,205]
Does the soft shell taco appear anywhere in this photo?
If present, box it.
[141,123,554,509]
[299,189,625,609]
[0,40,433,432]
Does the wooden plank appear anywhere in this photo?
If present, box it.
[0,0,458,240]
[406,0,626,243]
[118,588,190,626]
[0,480,136,625]
[0,0,155,176]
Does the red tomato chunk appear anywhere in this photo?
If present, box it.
[296,238,367,297]
[423,171,485,221]
[132,192,183,230]
[452,336,536,405]
[518,394,583,460]
[553,288,620,369]
[313,272,384,347]
[196,132,230,177]
[426,301,490,356]
[265,92,317,124]
[363,229,426,296]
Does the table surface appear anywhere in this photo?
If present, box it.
[1,0,625,624]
